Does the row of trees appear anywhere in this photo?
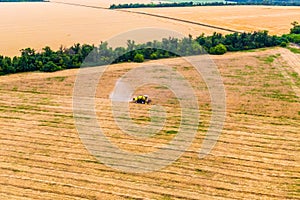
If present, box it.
[0,22,299,75]
[110,1,300,9]
[196,31,284,52]
[110,2,194,9]
[0,44,94,74]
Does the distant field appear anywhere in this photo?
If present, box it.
[1,0,300,56]
[127,5,300,35]
[0,1,231,57]
[0,47,299,199]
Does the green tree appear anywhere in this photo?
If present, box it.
[291,21,300,34]
[210,44,227,55]
[150,52,158,59]
[133,53,144,63]
[40,61,61,72]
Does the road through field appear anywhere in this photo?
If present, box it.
[127,5,300,35]
[51,1,240,33]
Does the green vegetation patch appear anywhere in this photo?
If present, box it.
[165,130,177,135]
[263,90,298,102]
[287,47,300,54]
[259,54,280,64]
[46,76,66,82]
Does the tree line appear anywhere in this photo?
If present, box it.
[109,1,300,9]
[0,22,299,75]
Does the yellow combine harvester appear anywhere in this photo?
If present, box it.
[132,95,151,104]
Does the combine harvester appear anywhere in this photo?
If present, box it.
[132,95,151,104]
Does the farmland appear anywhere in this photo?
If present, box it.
[1,0,300,199]
[0,47,299,199]
[0,1,231,57]
[126,5,300,35]
[1,1,300,56]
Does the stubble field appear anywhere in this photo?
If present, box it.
[0,47,299,199]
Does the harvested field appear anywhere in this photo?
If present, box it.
[0,48,299,199]
[127,6,300,35]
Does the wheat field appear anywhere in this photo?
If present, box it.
[0,47,299,199]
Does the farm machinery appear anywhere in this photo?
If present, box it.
[132,95,151,104]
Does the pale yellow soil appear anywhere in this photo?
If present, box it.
[0,48,299,199]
